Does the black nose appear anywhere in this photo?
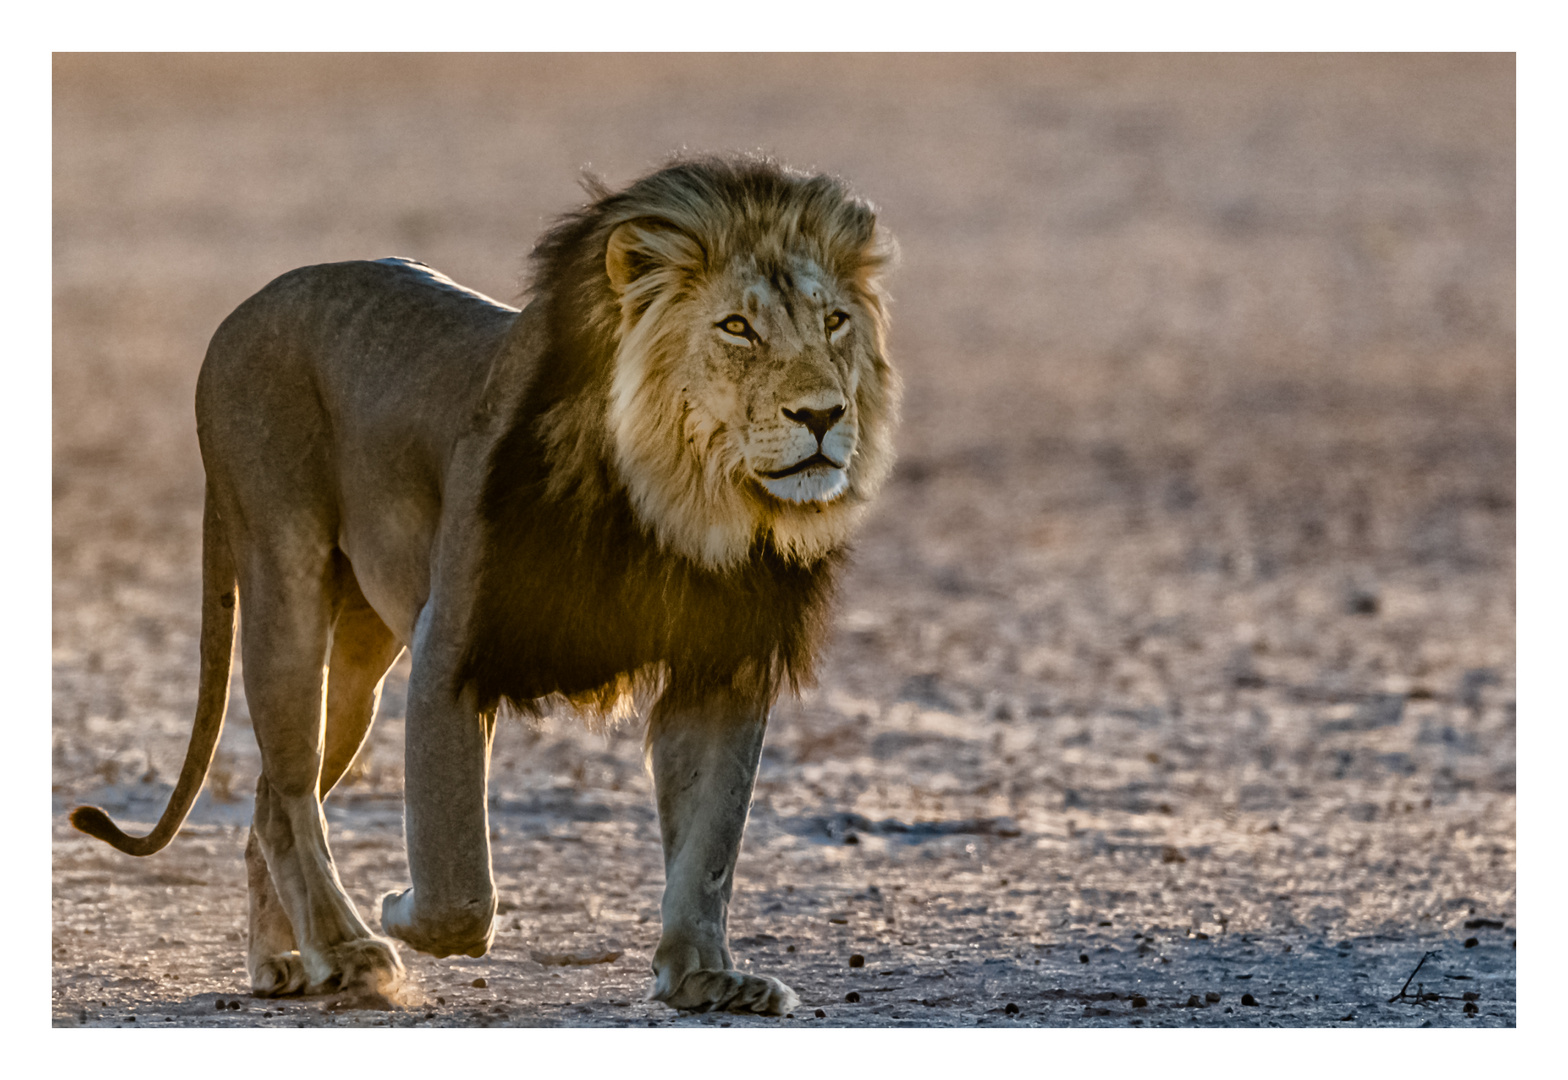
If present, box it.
[781,404,846,443]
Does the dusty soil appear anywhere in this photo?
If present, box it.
[52,54,1515,1028]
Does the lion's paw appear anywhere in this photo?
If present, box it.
[305,937,406,996]
[653,969,799,1015]
[380,888,493,959]
[250,951,308,997]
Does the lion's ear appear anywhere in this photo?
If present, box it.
[605,219,703,295]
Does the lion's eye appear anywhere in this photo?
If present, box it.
[825,311,849,333]
[717,316,754,341]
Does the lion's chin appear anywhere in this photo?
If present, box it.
[756,466,849,505]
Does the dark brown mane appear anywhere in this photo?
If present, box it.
[457,158,854,716]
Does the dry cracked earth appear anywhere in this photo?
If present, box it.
[52,54,1515,1029]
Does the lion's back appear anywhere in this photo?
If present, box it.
[201,258,517,409]
[198,258,521,478]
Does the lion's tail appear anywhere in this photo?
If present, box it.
[69,486,238,856]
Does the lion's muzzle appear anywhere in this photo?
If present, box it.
[754,395,855,504]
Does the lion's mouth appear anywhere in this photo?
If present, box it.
[759,452,846,480]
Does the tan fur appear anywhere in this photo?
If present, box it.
[68,156,898,1015]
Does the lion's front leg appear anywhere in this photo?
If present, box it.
[379,610,498,959]
[647,685,798,1016]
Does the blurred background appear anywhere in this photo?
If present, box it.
[53,54,1515,1026]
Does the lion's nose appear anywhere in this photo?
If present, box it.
[781,403,846,444]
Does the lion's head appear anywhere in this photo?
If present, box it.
[533,157,900,571]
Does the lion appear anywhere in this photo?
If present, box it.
[69,155,900,1015]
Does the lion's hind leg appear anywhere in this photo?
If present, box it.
[245,820,306,996]
[240,546,404,999]
[245,571,404,997]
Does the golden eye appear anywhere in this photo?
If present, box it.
[717,316,754,339]
[825,311,849,333]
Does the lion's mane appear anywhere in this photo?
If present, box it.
[458,157,899,719]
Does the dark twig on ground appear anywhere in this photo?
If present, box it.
[1387,950,1472,1007]
[1388,951,1438,1005]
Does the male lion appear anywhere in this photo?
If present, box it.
[70,156,899,1015]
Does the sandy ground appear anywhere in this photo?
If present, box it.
[51,54,1515,1028]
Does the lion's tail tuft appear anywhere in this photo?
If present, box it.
[67,804,157,854]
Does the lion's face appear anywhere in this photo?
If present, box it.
[585,168,898,570]
[693,255,867,506]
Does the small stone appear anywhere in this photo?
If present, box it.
[1205,992,1221,1003]
[1464,937,1479,948]
[425,1011,436,1019]
[786,945,796,952]
[436,996,446,1005]
[1079,954,1089,964]
[814,1008,826,1018]
[843,833,859,845]
[1462,992,1480,1002]
[845,991,861,1003]
[1346,588,1379,615]
[785,1013,795,1019]
[125,1016,136,1023]
[263,1010,272,1018]
[1241,993,1258,1006]
[1185,995,1201,1007]
[214,999,226,1011]
[472,977,488,988]
[1464,1002,1479,1015]
[848,954,865,968]
[1005,1002,1019,1015]
[1131,996,1148,1008]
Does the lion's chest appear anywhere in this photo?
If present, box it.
[464,503,834,708]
